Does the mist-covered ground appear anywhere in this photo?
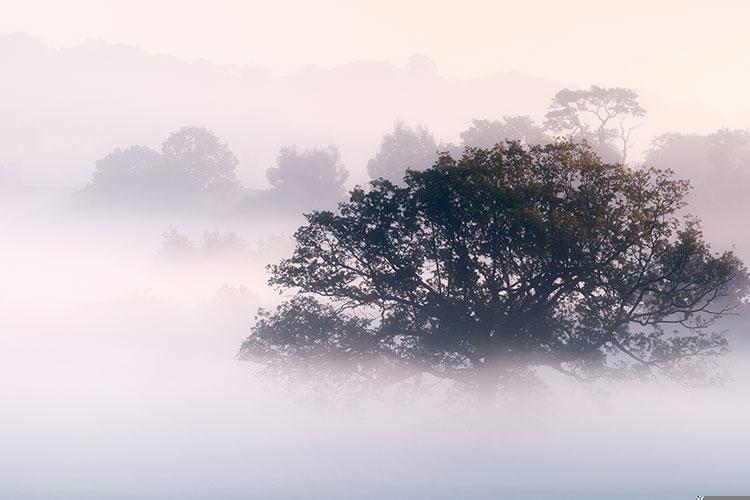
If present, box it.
[1,190,749,500]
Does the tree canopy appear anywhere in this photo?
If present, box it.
[460,116,550,149]
[239,141,746,405]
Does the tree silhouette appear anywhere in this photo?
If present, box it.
[367,121,439,184]
[544,86,645,164]
[461,116,550,149]
[239,141,746,407]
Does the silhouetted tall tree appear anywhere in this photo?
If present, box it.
[239,141,746,407]
[544,86,645,164]
[367,121,438,184]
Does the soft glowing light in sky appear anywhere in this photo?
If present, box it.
[2,0,750,116]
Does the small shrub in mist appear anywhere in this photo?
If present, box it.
[159,227,197,257]
[200,229,250,255]
[239,140,747,411]
[158,227,249,259]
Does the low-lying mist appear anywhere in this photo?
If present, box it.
[1,193,748,500]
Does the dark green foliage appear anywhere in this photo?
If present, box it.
[240,141,746,399]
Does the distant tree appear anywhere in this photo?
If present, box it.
[239,141,746,408]
[646,133,712,184]
[460,116,550,149]
[79,145,171,206]
[77,127,244,210]
[707,128,750,171]
[646,129,750,191]
[264,145,349,210]
[161,126,242,197]
[544,86,645,164]
[367,121,439,183]
[646,129,750,248]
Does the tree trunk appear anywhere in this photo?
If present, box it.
[476,363,499,418]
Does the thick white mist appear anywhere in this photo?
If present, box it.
[1,193,749,499]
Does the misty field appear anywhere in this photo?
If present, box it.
[4,5,750,498]
[1,193,748,499]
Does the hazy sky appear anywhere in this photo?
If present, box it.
[2,0,750,117]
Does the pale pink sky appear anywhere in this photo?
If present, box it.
[2,0,750,117]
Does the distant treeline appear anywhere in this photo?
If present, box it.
[73,86,750,227]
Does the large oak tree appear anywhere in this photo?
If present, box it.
[239,141,746,406]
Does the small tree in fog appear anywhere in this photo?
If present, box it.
[461,116,550,149]
[544,86,645,164]
[158,228,249,258]
[367,121,439,184]
[159,227,196,257]
[239,141,746,407]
